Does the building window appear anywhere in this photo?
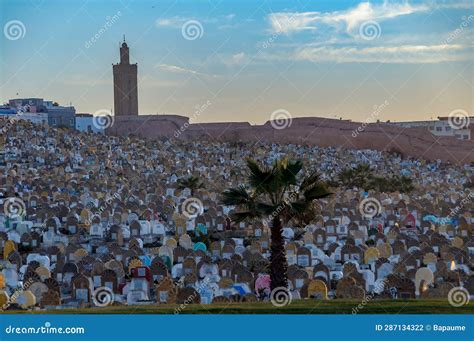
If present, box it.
[436,127,442,132]
[70,118,74,126]
[51,118,57,125]
[445,126,451,131]
[464,135,469,140]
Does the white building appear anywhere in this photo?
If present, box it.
[75,114,105,134]
[391,117,472,140]
[0,112,49,125]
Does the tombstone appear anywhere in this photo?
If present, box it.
[307,279,328,299]
[312,263,330,286]
[179,234,193,250]
[72,274,92,304]
[155,277,176,304]
[151,261,169,282]
[28,281,49,305]
[62,262,79,285]
[377,243,392,259]
[384,274,416,299]
[212,295,230,304]
[183,258,197,276]
[281,242,296,265]
[109,225,124,246]
[0,290,10,309]
[12,290,36,309]
[335,277,357,298]
[173,246,188,264]
[297,247,311,267]
[210,241,222,259]
[222,244,234,259]
[3,240,16,260]
[364,247,380,264]
[176,287,200,304]
[289,269,309,291]
[341,245,362,262]
[44,278,60,294]
[129,220,141,238]
[415,268,434,296]
[101,269,118,293]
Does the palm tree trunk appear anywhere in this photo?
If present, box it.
[269,216,288,290]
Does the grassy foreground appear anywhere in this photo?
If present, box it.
[2,299,474,314]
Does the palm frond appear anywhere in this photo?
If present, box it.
[303,183,332,201]
[300,170,322,192]
[221,186,252,206]
[246,158,275,194]
[229,210,262,223]
[278,159,303,186]
[255,202,281,216]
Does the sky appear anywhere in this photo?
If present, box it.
[0,0,473,124]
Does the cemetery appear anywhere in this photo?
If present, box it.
[0,119,473,314]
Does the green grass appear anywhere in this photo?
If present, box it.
[2,300,474,314]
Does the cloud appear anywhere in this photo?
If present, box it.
[220,52,248,66]
[268,1,473,35]
[263,1,474,64]
[155,16,185,28]
[293,44,472,63]
[154,63,219,78]
[156,14,237,28]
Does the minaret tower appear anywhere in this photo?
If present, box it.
[113,36,138,116]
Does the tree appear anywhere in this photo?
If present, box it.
[336,164,374,190]
[222,157,331,290]
[336,164,415,193]
[177,175,204,196]
[390,175,414,193]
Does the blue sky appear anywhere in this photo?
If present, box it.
[1,0,472,124]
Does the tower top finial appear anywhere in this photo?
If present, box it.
[123,34,126,43]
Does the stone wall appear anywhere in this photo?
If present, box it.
[108,115,474,164]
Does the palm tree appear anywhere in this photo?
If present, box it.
[336,164,374,190]
[336,167,356,188]
[177,175,204,196]
[391,175,414,193]
[222,157,331,290]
